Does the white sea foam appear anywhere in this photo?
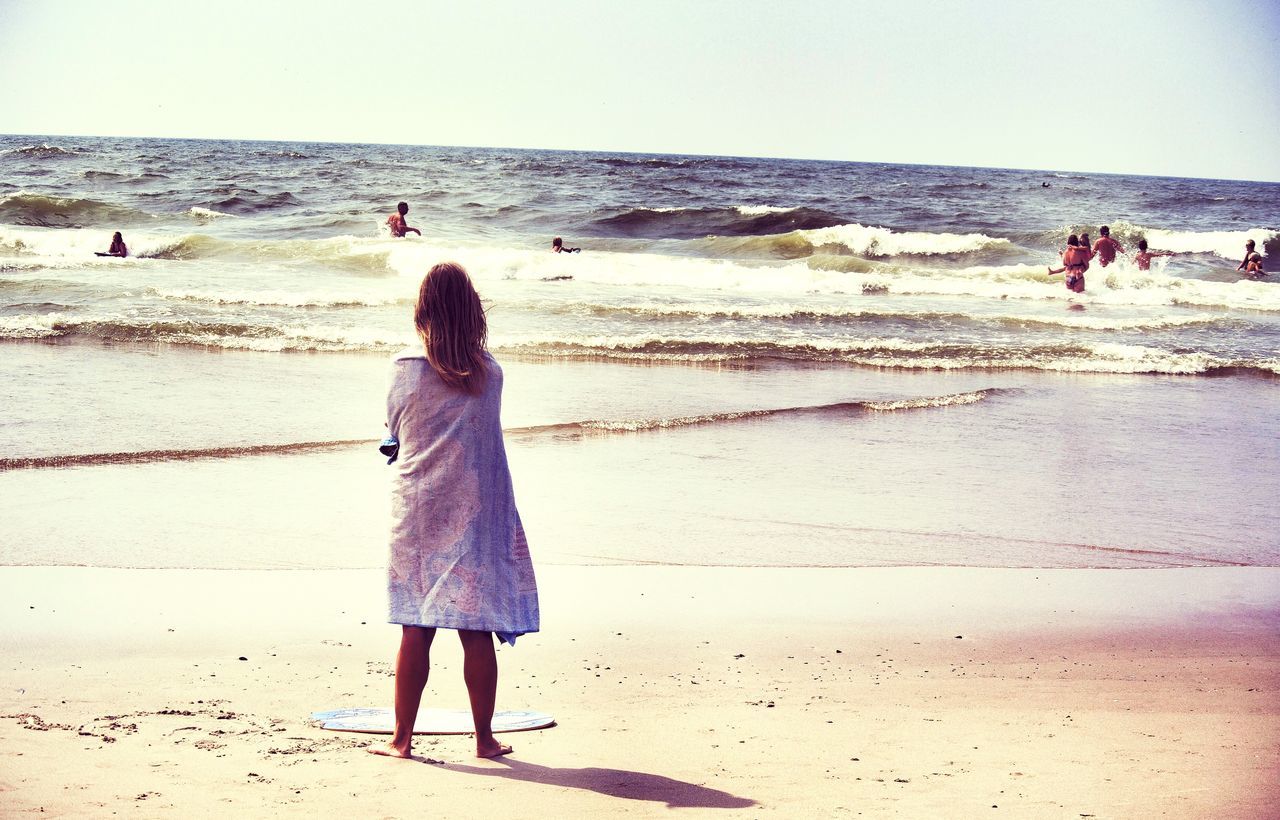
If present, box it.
[187,206,237,220]
[377,241,1280,313]
[0,313,65,338]
[0,226,125,258]
[0,226,185,260]
[735,205,795,216]
[864,391,990,411]
[1137,226,1275,260]
[800,223,1010,256]
[149,285,404,309]
[0,144,78,157]
[543,299,1227,331]
[495,333,1251,375]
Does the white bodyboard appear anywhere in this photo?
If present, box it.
[311,707,554,735]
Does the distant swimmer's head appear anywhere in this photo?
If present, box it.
[1067,234,1080,247]
[112,231,123,242]
[1245,239,1256,250]
[1099,226,1110,237]
[1137,239,1149,252]
[397,202,409,216]
[415,261,488,394]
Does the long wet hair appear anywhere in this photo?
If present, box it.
[414,262,488,393]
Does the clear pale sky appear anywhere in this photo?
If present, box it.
[2,0,1278,181]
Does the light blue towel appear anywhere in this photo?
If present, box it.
[384,349,539,645]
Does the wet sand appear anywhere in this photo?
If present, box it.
[1,565,1276,817]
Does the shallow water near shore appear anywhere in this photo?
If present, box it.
[1,341,1275,569]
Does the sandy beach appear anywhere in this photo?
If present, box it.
[2,565,1276,818]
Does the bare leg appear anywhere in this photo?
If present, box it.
[458,630,511,758]
[369,625,435,759]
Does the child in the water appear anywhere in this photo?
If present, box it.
[1134,239,1175,271]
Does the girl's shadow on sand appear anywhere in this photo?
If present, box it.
[445,759,756,809]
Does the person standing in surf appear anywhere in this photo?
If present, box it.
[1047,234,1090,293]
[386,201,421,238]
[1092,225,1124,267]
[371,262,539,761]
[1237,239,1265,276]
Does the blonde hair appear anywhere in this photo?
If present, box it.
[414,262,488,393]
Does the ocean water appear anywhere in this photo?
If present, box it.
[1,135,1277,569]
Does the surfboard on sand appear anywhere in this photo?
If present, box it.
[310,707,555,735]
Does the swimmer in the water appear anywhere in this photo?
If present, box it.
[1237,239,1265,276]
[1047,234,1090,293]
[95,231,128,258]
[1091,225,1124,267]
[1134,239,1175,271]
[386,202,421,238]
[552,237,580,253]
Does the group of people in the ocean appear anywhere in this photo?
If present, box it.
[99,205,1267,290]
[387,200,580,254]
[1049,225,1265,293]
[96,202,585,259]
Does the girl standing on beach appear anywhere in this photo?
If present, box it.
[371,262,540,761]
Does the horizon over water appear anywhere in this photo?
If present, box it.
[9,131,1280,185]
[1,134,1277,570]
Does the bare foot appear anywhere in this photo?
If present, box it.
[368,742,414,759]
[476,739,513,759]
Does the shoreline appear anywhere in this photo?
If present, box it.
[2,565,1277,817]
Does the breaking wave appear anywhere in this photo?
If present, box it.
[0,314,408,352]
[11,312,1276,374]
[0,439,371,471]
[591,205,847,239]
[1,391,1000,470]
[0,192,154,228]
[542,301,1234,332]
[187,206,238,222]
[2,144,82,158]
[210,190,303,214]
[797,223,1011,257]
[505,391,999,438]
[147,285,407,309]
[497,337,1280,376]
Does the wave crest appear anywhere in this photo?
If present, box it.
[591,205,847,239]
[799,223,1011,257]
[496,337,1279,375]
[0,192,153,228]
[2,144,82,158]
